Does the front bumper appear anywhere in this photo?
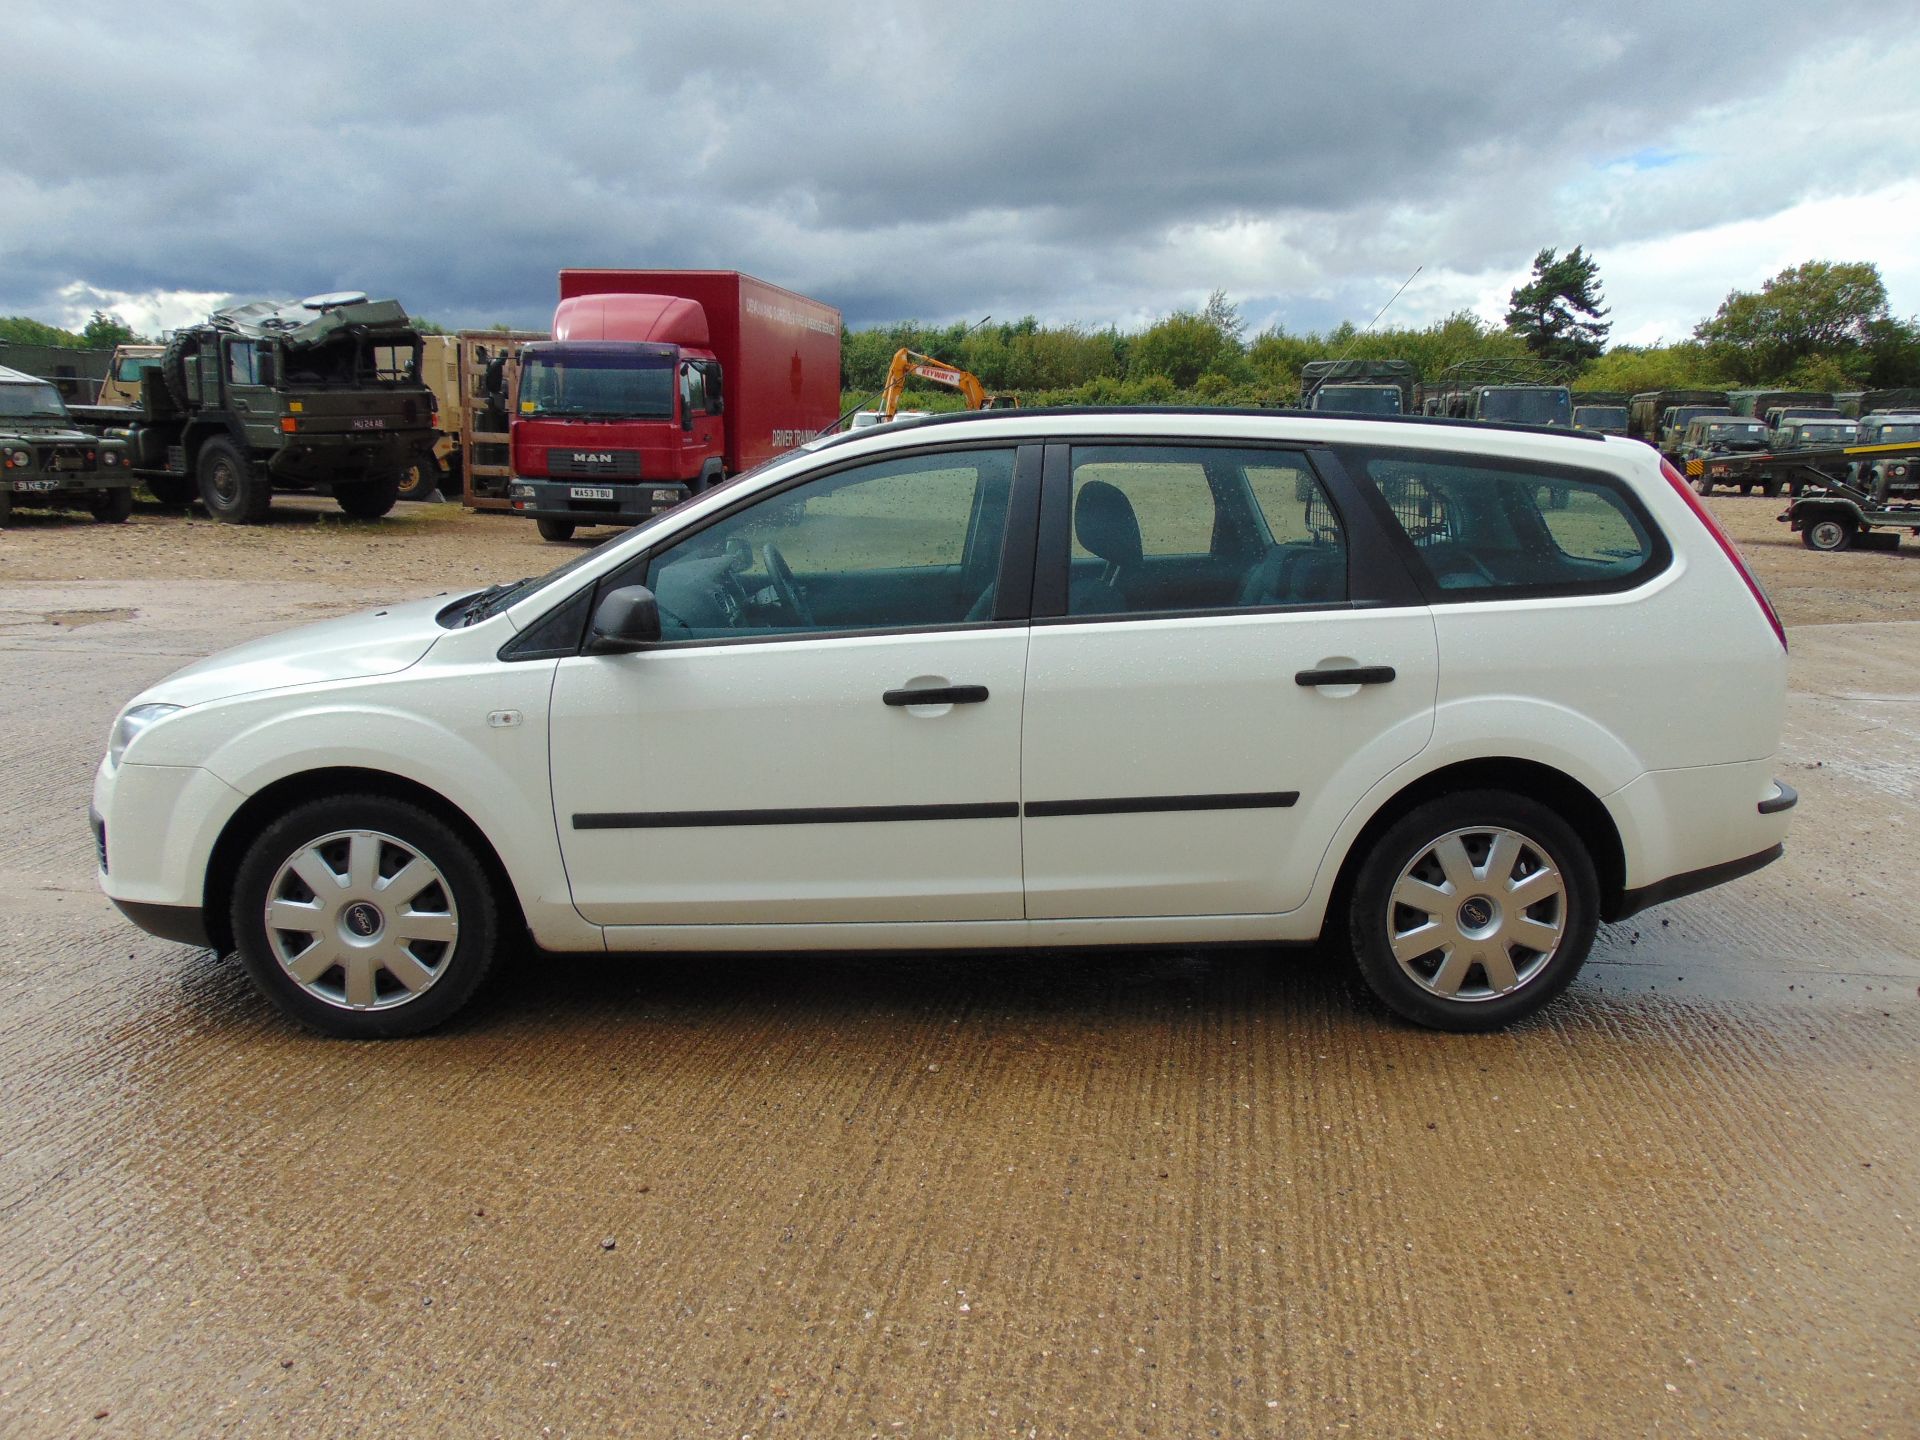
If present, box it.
[507,477,689,525]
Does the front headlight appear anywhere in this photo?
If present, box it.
[108,703,183,767]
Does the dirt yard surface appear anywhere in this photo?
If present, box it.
[1,493,1916,1438]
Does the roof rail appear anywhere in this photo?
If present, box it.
[825,404,1608,443]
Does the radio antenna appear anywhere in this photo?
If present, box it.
[1333,265,1422,363]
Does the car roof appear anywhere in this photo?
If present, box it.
[804,405,1607,459]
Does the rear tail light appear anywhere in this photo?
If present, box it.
[1661,458,1787,652]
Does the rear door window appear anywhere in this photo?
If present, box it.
[1353,450,1666,598]
[1061,446,1347,616]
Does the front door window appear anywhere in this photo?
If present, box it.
[645,448,1018,640]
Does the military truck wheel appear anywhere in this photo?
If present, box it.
[336,475,402,520]
[145,476,196,508]
[396,461,438,503]
[90,487,135,524]
[1694,476,1713,496]
[536,518,576,542]
[1762,480,1782,498]
[197,438,271,524]
[0,487,12,528]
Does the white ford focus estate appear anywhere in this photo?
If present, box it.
[94,409,1796,1037]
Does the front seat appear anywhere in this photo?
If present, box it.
[1071,480,1143,614]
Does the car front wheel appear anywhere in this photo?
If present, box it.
[230,795,499,1037]
[1347,790,1598,1031]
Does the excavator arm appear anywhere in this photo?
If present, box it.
[878,348,992,419]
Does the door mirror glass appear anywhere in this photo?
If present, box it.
[587,585,662,652]
[705,362,724,414]
[257,346,277,387]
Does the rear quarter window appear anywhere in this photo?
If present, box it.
[1352,449,1668,599]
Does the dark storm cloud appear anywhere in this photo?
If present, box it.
[0,0,1906,335]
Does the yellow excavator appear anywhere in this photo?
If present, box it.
[877,348,1017,420]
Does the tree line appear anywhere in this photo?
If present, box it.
[843,256,1920,408]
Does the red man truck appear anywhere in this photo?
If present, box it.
[506,269,843,541]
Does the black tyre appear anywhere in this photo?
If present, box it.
[1801,514,1855,551]
[0,486,12,528]
[1346,790,1598,1031]
[336,473,402,519]
[536,517,576,542]
[1694,476,1713,496]
[396,459,439,502]
[1738,483,1753,496]
[145,475,196,508]
[230,794,500,1038]
[197,437,270,523]
[90,487,135,524]
[159,330,193,408]
[1762,480,1782,498]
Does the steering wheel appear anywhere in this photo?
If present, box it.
[760,544,816,627]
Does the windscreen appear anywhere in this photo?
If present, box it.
[1477,388,1571,425]
[1574,406,1628,428]
[115,355,158,381]
[1798,425,1857,445]
[1705,421,1769,442]
[0,382,68,419]
[520,348,675,419]
[1866,422,1920,443]
[281,337,421,386]
[1313,385,1402,415]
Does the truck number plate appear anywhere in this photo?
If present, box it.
[650,488,680,504]
[570,486,615,501]
[15,479,61,492]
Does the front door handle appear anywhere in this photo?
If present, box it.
[884,684,989,706]
[1295,666,1396,687]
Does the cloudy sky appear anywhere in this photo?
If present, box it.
[6,1,1918,346]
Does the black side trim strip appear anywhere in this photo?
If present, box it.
[1025,791,1299,818]
[575,802,1020,830]
[1606,844,1783,922]
[1758,781,1798,816]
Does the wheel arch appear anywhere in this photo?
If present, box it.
[201,765,530,954]
[1324,756,1628,932]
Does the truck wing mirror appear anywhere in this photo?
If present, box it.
[586,585,662,653]
[706,362,724,414]
[257,349,277,386]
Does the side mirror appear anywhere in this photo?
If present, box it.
[586,585,662,653]
[706,362,724,414]
[258,349,277,386]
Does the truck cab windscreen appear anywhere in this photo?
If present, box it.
[520,349,675,420]
[1478,389,1571,425]
[0,382,69,419]
[1314,386,1402,415]
[282,337,422,386]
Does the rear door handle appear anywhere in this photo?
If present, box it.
[884,685,989,706]
[1295,666,1396,686]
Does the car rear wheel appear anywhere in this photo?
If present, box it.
[231,795,499,1038]
[1347,790,1598,1031]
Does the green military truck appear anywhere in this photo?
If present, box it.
[0,364,135,527]
[75,293,437,523]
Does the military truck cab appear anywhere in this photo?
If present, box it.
[0,365,134,527]
[1572,402,1629,435]
[89,294,437,523]
[1678,416,1774,495]
[1853,413,1920,500]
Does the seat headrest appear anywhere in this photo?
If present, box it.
[1074,480,1143,568]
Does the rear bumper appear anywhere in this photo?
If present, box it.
[507,477,689,525]
[1602,767,1798,921]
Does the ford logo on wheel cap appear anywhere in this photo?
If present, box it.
[344,902,383,937]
